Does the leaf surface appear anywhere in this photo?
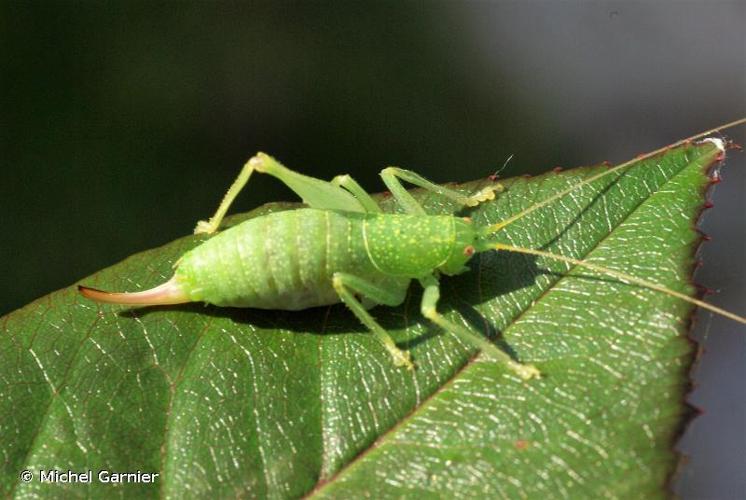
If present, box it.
[0,143,724,498]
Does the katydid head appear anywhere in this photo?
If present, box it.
[436,214,521,276]
[435,216,482,276]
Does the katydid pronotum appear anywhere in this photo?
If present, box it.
[80,118,746,380]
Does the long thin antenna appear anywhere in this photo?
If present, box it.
[483,117,746,236]
[489,243,746,324]
[491,153,515,179]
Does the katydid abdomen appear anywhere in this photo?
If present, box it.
[81,208,478,310]
[181,209,407,309]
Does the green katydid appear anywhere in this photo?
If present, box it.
[79,118,746,380]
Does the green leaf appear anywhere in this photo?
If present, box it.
[1,142,723,498]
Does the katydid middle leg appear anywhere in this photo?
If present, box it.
[418,274,541,380]
[330,174,382,213]
[331,272,413,370]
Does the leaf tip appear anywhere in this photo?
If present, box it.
[698,137,726,154]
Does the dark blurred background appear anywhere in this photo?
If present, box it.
[1,2,744,497]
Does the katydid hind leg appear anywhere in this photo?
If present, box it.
[331,272,414,370]
[195,154,259,234]
[195,152,368,235]
[418,274,541,380]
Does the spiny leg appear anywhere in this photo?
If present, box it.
[418,274,541,380]
[380,166,503,215]
[331,272,413,370]
[195,152,370,235]
[331,174,382,213]
[195,155,257,235]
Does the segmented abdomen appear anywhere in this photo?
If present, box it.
[175,208,388,309]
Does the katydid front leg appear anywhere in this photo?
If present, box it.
[380,166,504,215]
[418,274,541,380]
